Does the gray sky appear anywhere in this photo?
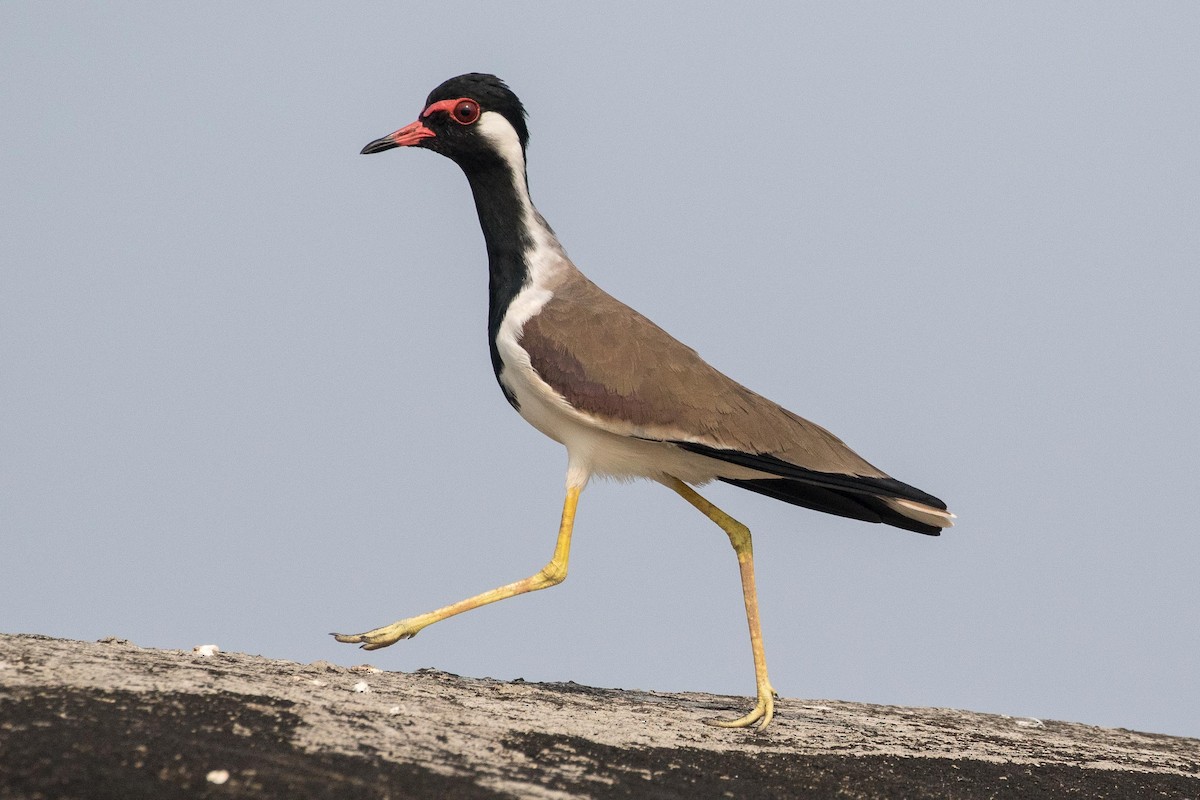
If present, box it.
[3,4,1198,739]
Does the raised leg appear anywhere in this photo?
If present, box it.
[334,484,581,650]
[664,476,777,730]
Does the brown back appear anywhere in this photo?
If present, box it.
[519,270,888,479]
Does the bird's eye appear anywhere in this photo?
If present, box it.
[451,99,480,125]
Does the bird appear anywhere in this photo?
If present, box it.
[334,73,954,730]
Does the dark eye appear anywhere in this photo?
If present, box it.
[451,99,480,125]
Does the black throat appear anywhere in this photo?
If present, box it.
[461,158,536,409]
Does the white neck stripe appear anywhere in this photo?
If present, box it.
[475,110,564,289]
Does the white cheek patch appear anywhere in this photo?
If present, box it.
[476,111,526,175]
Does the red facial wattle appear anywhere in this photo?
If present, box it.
[422,98,481,125]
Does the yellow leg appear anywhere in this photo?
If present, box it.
[665,476,777,730]
[334,485,581,651]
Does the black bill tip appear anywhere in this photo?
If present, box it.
[361,136,400,155]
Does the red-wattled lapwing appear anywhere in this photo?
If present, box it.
[335,73,954,730]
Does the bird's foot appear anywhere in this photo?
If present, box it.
[332,616,428,651]
[704,684,776,731]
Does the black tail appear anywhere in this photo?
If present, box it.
[673,441,950,536]
[720,477,943,535]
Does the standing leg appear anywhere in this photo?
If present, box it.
[664,476,776,729]
[335,484,582,650]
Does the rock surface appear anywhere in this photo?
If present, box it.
[1,632,1197,799]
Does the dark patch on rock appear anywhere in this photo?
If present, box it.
[0,686,504,800]
[505,731,1200,800]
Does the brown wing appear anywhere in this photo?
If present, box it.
[518,271,888,479]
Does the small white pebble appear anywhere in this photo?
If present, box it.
[353,681,370,693]
[206,769,230,785]
[193,644,220,657]
[388,705,402,715]
[309,679,328,687]
[1014,717,1044,729]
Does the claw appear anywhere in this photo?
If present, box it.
[331,618,427,649]
[704,686,776,730]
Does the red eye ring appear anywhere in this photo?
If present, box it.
[451,99,480,125]
[419,97,483,125]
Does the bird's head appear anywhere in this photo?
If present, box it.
[361,73,529,172]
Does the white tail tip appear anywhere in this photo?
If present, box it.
[884,497,956,529]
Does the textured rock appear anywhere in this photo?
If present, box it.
[1,633,1197,799]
